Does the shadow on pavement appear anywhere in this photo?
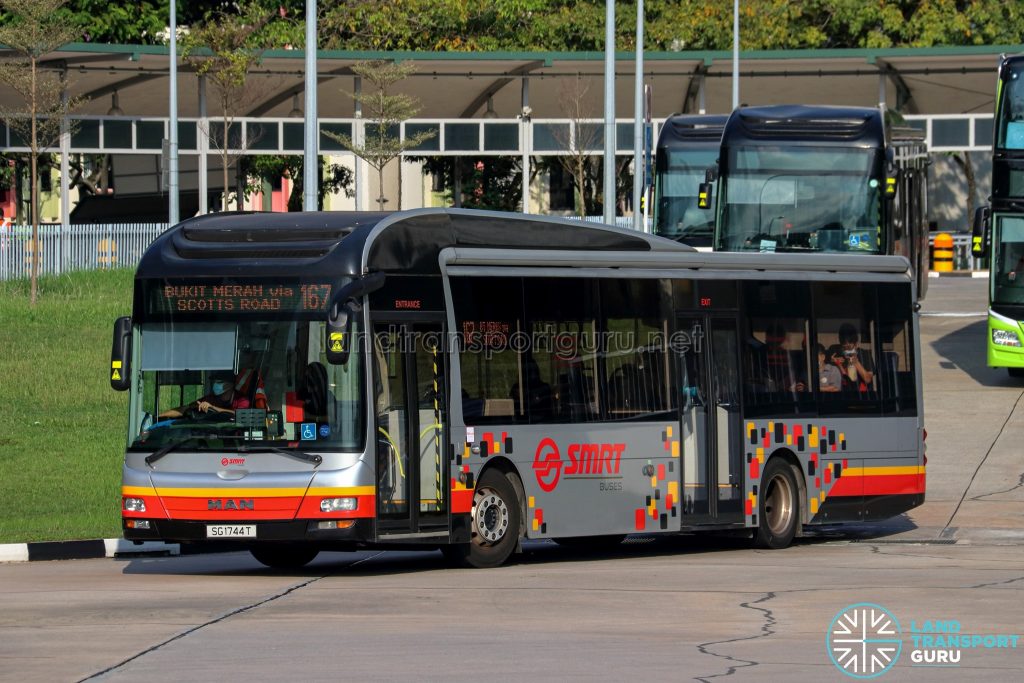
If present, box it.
[118,521,921,578]
[929,319,1020,388]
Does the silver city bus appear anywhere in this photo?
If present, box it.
[111,209,925,569]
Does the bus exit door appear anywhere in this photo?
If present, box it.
[372,321,449,539]
[676,315,745,525]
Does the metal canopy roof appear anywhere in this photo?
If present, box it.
[0,43,1016,120]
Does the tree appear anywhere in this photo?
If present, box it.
[550,76,603,216]
[415,156,522,211]
[325,60,435,211]
[0,0,83,305]
[182,3,276,212]
[242,155,354,212]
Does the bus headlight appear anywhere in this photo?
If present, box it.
[992,329,1022,347]
[123,497,146,512]
[320,497,357,512]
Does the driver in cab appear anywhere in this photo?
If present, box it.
[159,374,251,419]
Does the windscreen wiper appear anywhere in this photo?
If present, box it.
[237,445,323,467]
[145,436,200,467]
[143,431,243,467]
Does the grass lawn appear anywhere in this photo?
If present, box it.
[0,269,134,543]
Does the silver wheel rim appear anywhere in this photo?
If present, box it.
[764,472,794,537]
[472,486,510,544]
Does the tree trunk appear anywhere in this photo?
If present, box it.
[222,146,230,212]
[377,164,386,210]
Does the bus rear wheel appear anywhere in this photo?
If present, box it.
[447,469,522,569]
[250,545,320,569]
[753,459,799,549]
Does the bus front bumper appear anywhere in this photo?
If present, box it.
[123,517,374,545]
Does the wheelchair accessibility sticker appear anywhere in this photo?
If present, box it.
[300,423,317,440]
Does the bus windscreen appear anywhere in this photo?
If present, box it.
[716,146,884,254]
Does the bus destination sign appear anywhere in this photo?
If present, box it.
[154,282,332,314]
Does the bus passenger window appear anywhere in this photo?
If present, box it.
[450,276,525,425]
[524,278,599,424]
[813,281,881,415]
[601,279,675,420]
[742,280,813,417]
[877,283,917,416]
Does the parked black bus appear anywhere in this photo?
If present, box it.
[706,105,929,298]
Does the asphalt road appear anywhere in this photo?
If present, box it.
[1,276,1022,683]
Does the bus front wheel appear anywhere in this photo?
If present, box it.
[1008,368,1024,379]
[250,545,320,569]
[753,459,799,549]
[447,469,522,569]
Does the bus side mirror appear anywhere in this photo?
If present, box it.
[697,182,712,210]
[972,205,991,258]
[325,301,357,365]
[110,316,132,391]
[324,271,385,365]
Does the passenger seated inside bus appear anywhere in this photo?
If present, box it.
[817,343,841,393]
[748,323,805,394]
[835,323,875,393]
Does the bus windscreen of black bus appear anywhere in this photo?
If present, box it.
[716,146,885,254]
[654,148,718,245]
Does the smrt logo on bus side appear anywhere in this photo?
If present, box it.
[221,457,246,466]
[532,438,626,492]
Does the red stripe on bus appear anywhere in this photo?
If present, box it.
[635,508,646,530]
[828,474,926,497]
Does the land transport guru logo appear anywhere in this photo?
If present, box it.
[826,602,1020,677]
[827,603,902,678]
[532,437,626,492]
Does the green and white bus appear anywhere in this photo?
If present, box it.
[974,54,1024,376]
[112,209,925,569]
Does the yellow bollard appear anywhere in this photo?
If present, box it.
[97,238,118,267]
[933,232,954,272]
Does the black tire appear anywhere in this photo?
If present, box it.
[1008,367,1024,379]
[553,535,626,549]
[250,545,320,569]
[448,469,522,569]
[753,458,799,549]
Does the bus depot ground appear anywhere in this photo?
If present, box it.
[2,277,1023,682]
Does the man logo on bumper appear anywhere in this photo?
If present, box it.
[208,499,255,511]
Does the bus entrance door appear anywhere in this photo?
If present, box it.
[372,321,449,540]
[676,316,745,525]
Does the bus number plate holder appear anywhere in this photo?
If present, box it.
[206,524,256,538]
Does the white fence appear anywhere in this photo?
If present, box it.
[0,220,982,282]
[0,223,169,281]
